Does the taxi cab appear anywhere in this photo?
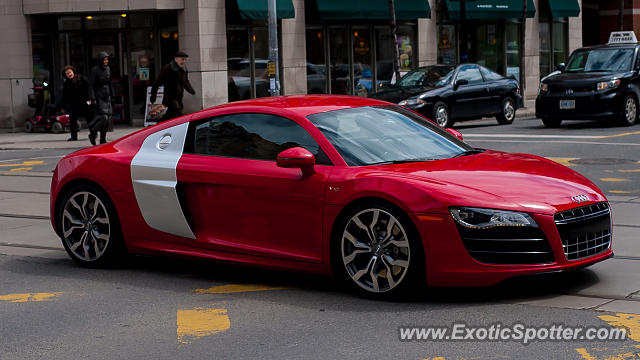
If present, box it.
[536,31,640,127]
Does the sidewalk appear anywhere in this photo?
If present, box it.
[0,125,144,150]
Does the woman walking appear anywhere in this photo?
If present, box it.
[88,51,114,145]
[60,65,92,141]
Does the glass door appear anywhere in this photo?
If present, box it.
[353,27,372,97]
[329,27,350,95]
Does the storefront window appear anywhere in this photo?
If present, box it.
[227,29,251,101]
[353,27,372,97]
[539,0,569,78]
[329,27,350,95]
[253,28,270,98]
[130,28,156,118]
[505,21,520,81]
[539,22,551,77]
[475,23,501,74]
[306,28,327,94]
[438,24,456,65]
[552,21,568,68]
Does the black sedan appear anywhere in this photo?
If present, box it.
[370,64,523,128]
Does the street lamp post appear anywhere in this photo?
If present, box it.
[268,0,280,96]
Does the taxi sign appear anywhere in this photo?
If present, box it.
[608,31,638,44]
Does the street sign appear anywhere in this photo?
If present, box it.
[267,62,276,76]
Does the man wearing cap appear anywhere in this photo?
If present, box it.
[150,51,196,122]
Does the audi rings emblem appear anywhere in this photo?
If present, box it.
[571,194,590,203]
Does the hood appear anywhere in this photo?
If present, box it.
[543,71,631,86]
[369,85,437,104]
[97,51,110,60]
[366,150,606,214]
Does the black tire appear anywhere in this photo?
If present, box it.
[57,183,124,268]
[51,121,64,134]
[432,101,453,128]
[619,95,637,126]
[331,201,425,298]
[24,121,34,133]
[496,97,516,125]
[542,118,562,128]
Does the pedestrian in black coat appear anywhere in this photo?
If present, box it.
[150,51,196,122]
[60,65,93,141]
[88,51,114,145]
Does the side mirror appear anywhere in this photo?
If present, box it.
[446,128,464,141]
[555,63,566,72]
[277,147,315,176]
[454,79,469,90]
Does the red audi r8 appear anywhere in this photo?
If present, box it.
[50,95,612,297]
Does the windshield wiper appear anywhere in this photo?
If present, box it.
[453,149,485,158]
[368,157,443,165]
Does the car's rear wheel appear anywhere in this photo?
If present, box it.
[334,203,423,298]
[58,184,123,267]
[51,121,64,133]
[24,121,34,133]
[496,97,516,125]
[433,102,453,128]
[619,95,637,126]
[542,118,562,128]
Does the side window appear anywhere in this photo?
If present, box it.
[479,66,503,81]
[190,113,332,165]
[456,65,484,85]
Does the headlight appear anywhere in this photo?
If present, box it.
[398,98,425,106]
[539,83,548,93]
[596,79,621,91]
[449,207,538,230]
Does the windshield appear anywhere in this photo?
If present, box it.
[307,105,472,166]
[566,48,635,72]
[397,66,456,88]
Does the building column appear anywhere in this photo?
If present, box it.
[524,0,541,109]
[179,0,228,114]
[568,0,583,54]
[417,0,437,67]
[282,0,307,95]
[0,1,33,131]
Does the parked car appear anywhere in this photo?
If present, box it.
[51,95,611,298]
[536,33,640,127]
[370,64,523,127]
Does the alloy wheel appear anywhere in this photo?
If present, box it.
[625,97,637,124]
[504,99,515,121]
[61,191,111,262]
[435,105,449,127]
[341,208,411,293]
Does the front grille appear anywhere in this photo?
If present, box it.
[554,202,611,261]
[457,226,554,265]
[549,85,594,94]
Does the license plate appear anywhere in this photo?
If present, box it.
[560,100,575,110]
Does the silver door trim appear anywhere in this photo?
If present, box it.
[130,122,195,239]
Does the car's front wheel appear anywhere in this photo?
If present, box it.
[496,97,516,125]
[620,95,638,126]
[432,102,453,128]
[333,203,423,298]
[58,184,123,267]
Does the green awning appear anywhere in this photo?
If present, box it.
[236,0,295,19]
[548,0,580,17]
[445,0,536,19]
[315,0,431,20]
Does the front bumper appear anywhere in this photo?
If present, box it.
[416,203,612,287]
[535,88,624,120]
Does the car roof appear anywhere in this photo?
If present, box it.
[194,95,393,118]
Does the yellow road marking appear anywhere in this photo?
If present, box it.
[609,190,633,194]
[0,160,43,168]
[9,167,32,172]
[599,131,640,139]
[0,292,62,303]
[604,170,615,173]
[177,308,230,344]
[576,348,597,360]
[619,169,640,173]
[546,157,578,167]
[599,313,640,342]
[195,284,289,294]
[600,178,631,182]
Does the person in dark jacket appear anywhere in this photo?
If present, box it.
[150,51,196,122]
[60,65,93,141]
[88,51,114,145]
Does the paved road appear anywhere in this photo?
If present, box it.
[1,120,640,359]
